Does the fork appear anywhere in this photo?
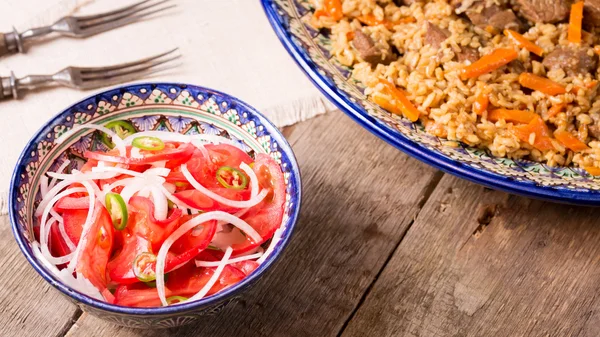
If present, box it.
[0,0,175,56]
[0,48,181,100]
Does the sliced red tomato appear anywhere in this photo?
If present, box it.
[79,159,99,173]
[102,288,116,304]
[107,234,152,285]
[173,188,251,212]
[168,214,217,269]
[54,196,89,212]
[114,283,172,308]
[62,208,88,245]
[76,203,114,290]
[231,260,259,276]
[46,223,72,258]
[230,154,286,253]
[84,142,195,166]
[167,260,245,298]
[128,196,182,252]
[186,144,253,189]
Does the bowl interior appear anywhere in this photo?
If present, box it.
[9,83,301,314]
[263,0,600,204]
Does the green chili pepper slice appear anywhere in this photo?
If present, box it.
[166,296,188,305]
[132,136,165,151]
[133,252,157,283]
[105,193,128,230]
[216,166,248,190]
[144,274,168,288]
[101,120,136,149]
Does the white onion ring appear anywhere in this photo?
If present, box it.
[195,250,263,267]
[155,212,261,305]
[186,247,233,303]
[151,186,168,220]
[66,181,96,272]
[48,160,71,190]
[181,164,267,209]
[256,227,284,265]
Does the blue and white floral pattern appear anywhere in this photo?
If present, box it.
[9,83,301,329]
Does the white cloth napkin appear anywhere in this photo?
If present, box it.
[0,0,335,214]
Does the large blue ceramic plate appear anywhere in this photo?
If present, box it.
[262,0,600,205]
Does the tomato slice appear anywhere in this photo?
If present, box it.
[84,142,195,166]
[173,188,251,212]
[128,196,182,252]
[107,234,152,285]
[167,260,245,298]
[168,214,217,269]
[76,204,115,290]
[54,196,89,212]
[186,144,253,189]
[62,209,88,246]
[230,154,286,253]
[231,260,260,276]
[114,283,172,308]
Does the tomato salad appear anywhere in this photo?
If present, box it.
[32,123,286,307]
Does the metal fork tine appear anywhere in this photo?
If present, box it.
[80,54,181,80]
[79,48,179,73]
[79,62,182,90]
[74,0,153,21]
[78,4,176,37]
[78,0,173,28]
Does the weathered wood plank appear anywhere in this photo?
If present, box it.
[341,175,600,337]
[65,110,442,337]
[0,215,79,337]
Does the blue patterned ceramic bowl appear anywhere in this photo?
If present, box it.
[263,0,600,205]
[8,83,301,328]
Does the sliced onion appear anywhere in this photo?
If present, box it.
[144,167,171,177]
[35,180,72,216]
[181,164,267,209]
[193,142,209,160]
[56,124,126,156]
[186,247,233,303]
[49,209,76,251]
[195,250,263,267]
[130,147,143,159]
[163,183,176,194]
[39,187,86,265]
[47,170,119,181]
[157,184,199,211]
[137,187,151,198]
[120,180,145,204]
[40,176,49,198]
[155,212,260,305]
[151,186,168,220]
[191,135,242,149]
[256,227,284,265]
[48,160,71,190]
[233,162,259,219]
[91,166,144,178]
[66,181,96,272]
[152,160,168,168]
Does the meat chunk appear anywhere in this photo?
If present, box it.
[424,22,450,49]
[352,29,394,66]
[542,46,598,76]
[584,0,600,27]
[515,0,570,23]
[466,4,523,32]
[394,0,422,6]
[456,46,480,64]
[507,60,527,74]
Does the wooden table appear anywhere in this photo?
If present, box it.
[2,110,600,337]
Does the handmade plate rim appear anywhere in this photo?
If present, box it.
[261,0,600,205]
[8,82,302,315]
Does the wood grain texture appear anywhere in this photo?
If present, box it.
[64,110,442,337]
[0,33,9,57]
[0,215,79,337]
[341,175,600,337]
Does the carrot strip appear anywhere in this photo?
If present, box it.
[518,73,567,96]
[356,14,415,30]
[547,103,566,118]
[488,109,538,124]
[513,116,555,151]
[314,9,327,19]
[473,93,489,115]
[324,0,343,21]
[585,167,600,176]
[595,45,600,56]
[371,94,403,116]
[378,80,420,122]
[571,80,599,94]
[346,31,355,41]
[568,2,584,44]
[461,48,519,80]
[504,29,544,57]
[555,130,589,152]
